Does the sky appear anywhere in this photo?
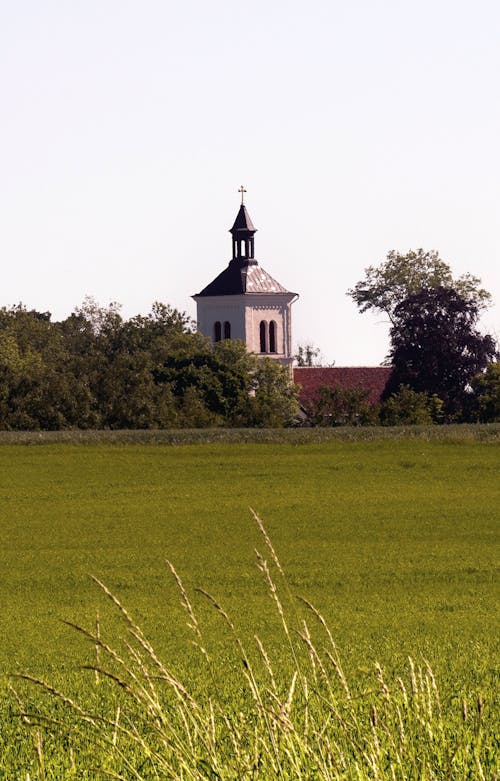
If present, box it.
[1,0,499,365]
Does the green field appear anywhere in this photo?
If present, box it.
[1,432,499,777]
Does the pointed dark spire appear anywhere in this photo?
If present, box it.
[229,199,257,262]
[193,193,296,298]
[230,204,257,234]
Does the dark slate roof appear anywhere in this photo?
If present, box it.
[230,205,256,234]
[195,260,293,296]
[293,367,392,406]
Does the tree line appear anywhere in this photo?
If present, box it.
[0,249,498,430]
[0,299,299,430]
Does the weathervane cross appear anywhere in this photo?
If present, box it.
[238,185,247,205]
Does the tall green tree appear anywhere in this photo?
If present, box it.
[348,249,491,323]
[60,299,194,429]
[0,305,93,429]
[383,287,497,420]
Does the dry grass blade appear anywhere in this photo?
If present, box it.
[195,587,235,631]
[34,730,45,781]
[255,635,278,694]
[167,560,202,640]
[127,627,197,708]
[61,619,141,688]
[8,684,32,726]
[90,576,143,636]
[250,507,285,576]
[297,595,351,699]
[14,675,98,726]
[196,585,287,780]
[95,611,101,686]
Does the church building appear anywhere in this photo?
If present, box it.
[193,189,298,370]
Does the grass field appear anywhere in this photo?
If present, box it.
[0,430,498,777]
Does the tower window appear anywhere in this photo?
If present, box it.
[214,321,222,342]
[260,320,268,353]
[223,321,231,339]
[269,320,277,353]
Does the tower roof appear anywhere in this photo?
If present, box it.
[195,263,291,297]
[230,204,256,234]
[193,195,296,298]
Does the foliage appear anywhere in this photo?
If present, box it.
[0,304,92,430]
[294,343,322,366]
[380,384,443,426]
[304,384,379,426]
[467,362,500,422]
[0,301,299,429]
[248,357,300,426]
[348,248,491,322]
[383,287,498,420]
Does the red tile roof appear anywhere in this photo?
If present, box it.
[293,366,392,406]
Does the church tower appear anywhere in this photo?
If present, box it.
[192,189,298,369]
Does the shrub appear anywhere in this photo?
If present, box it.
[304,385,379,426]
[468,363,500,422]
[380,385,439,425]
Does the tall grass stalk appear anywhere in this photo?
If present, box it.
[12,512,497,780]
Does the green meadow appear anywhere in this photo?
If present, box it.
[0,431,499,777]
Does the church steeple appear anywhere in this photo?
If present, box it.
[193,189,298,369]
[230,187,257,263]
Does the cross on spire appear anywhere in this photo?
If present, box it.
[238,185,247,205]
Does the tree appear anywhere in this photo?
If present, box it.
[383,287,498,420]
[248,358,300,427]
[348,249,491,323]
[60,299,196,429]
[0,305,94,430]
[294,344,322,367]
[155,339,254,427]
[467,363,500,422]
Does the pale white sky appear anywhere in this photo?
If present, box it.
[1,0,499,365]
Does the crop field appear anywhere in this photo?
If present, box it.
[0,430,498,778]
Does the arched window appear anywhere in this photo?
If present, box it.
[269,321,277,353]
[223,321,231,339]
[260,320,267,353]
[214,321,221,342]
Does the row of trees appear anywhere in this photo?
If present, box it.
[0,299,299,430]
[0,250,497,429]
